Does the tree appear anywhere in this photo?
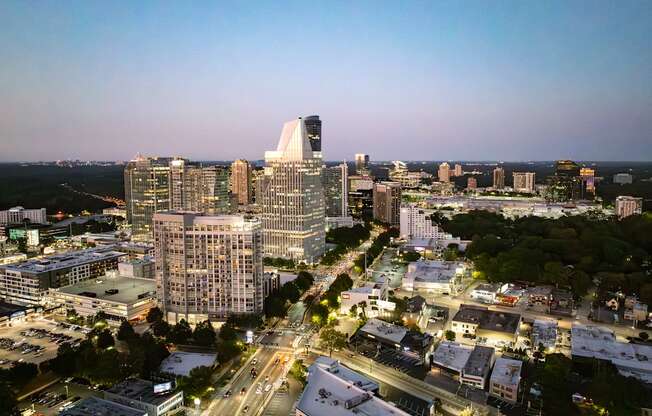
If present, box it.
[167,319,192,345]
[218,324,238,342]
[216,340,243,364]
[151,320,171,337]
[177,365,214,400]
[0,382,16,416]
[289,359,307,385]
[311,303,329,327]
[8,362,38,387]
[192,320,217,347]
[146,307,164,323]
[444,330,456,341]
[96,328,115,349]
[117,319,136,341]
[319,328,347,357]
[280,282,301,303]
[402,251,421,262]
[640,332,650,341]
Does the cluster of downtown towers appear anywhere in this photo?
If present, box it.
[124,116,348,324]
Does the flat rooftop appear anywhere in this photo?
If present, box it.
[312,356,379,392]
[106,378,180,406]
[491,357,522,386]
[463,346,495,378]
[432,341,473,373]
[1,246,125,274]
[160,352,217,377]
[405,260,462,283]
[453,305,521,334]
[296,365,410,416]
[359,318,407,345]
[532,319,558,348]
[55,276,155,304]
[59,396,146,416]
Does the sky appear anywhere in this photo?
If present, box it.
[1,1,651,162]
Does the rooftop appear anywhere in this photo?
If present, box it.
[55,276,155,304]
[532,319,558,349]
[0,246,125,274]
[453,305,521,334]
[312,356,379,392]
[405,295,427,313]
[432,341,473,373]
[59,396,146,416]
[296,365,410,416]
[405,260,463,284]
[106,378,180,406]
[159,352,217,377]
[473,283,500,294]
[359,318,407,345]
[463,346,495,378]
[491,357,523,386]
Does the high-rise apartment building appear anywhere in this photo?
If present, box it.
[303,115,322,152]
[615,196,643,219]
[259,118,325,263]
[124,156,172,238]
[493,167,505,189]
[169,159,230,214]
[153,212,264,323]
[355,153,370,175]
[231,159,253,205]
[513,172,535,193]
[467,177,478,190]
[0,207,47,226]
[438,162,450,183]
[373,182,401,226]
[454,164,463,177]
[399,205,452,240]
[323,163,349,217]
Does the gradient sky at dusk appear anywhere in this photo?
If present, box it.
[1,1,651,162]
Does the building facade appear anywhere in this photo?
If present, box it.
[231,159,253,206]
[615,196,643,219]
[323,163,349,217]
[512,172,535,193]
[399,205,451,239]
[438,162,450,183]
[354,153,369,175]
[303,115,322,152]
[0,207,47,226]
[169,159,230,214]
[153,212,264,324]
[373,182,401,226]
[259,118,326,263]
[493,167,505,189]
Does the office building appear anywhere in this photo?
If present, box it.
[118,257,155,279]
[323,163,349,217]
[512,172,535,193]
[355,153,370,175]
[431,341,495,389]
[153,212,264,324]
[339,278,393,318]
[532,319,558,351]
[615,196,643,219]
[104,378,183,416]
[303,115,322,152]
[399,205,451,240]
[467,177,477,190]
[454,163,463,177]
[259,118,326,263]
[493,167,505,189]
[356,318,433,363]
[402,260,464,294]
[0,207,47,226]
[613,173,633,185]
[451,304,521,346]
[60,396,147,416]
[348,175,374,218]
[231,159,253,205]
[124,156,172,238]
[546,160,582,201]
[169,159,230,214]
[372,182,401,226]
[580,168,596,198]
[438,162,450,183]
[47,276,156,322]
[490,358,522,403]
[0,247,126,306]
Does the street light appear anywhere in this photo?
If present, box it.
[194,398,201,415]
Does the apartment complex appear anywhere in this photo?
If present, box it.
[512,172,535,193]
[0,247,126,305]
[169,159,230,214]
[399,204,451,240]
[615,196,643,219]
[230,159,253,205]
[259,118,325,263]
[372,181,401,226]
[323,162,349,217]
[0,207,47,226]
[493,167,505,189]
[438,162,450,183]
[153,212,263,324]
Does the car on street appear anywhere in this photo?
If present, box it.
[240,387,246,395]
[223,390,232,398]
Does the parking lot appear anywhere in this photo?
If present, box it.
[18,379,98,416]
[369,248,406,289]
[351,337,428,379]
[0,319,86,368]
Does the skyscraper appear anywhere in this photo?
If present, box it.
[169,159,230,214]
[513,172,535,193]
[467,177,478,190]
[438,162,450,183]
[304,115,322,152]
[355,153,370,175]
[323,163,349,217]
[373,182,401,226]
[231,159,253,205]
[546,160,581,201]
[454,164,463,177]
[259,118,325,263]
[124,156,172,238]
[580,168,596,198]
[153,212,264,323]
[493,167,505,189]
[615,196,643,219]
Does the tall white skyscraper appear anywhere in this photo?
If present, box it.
[153,212,264,324]
[438,162,450,183]
[259,118,326,263]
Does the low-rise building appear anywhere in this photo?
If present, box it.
[104,378,183,416]
[402,295,429,330]
[461,345,495,389]
[357,318,434,362]
[48,275,156,322]
[451,305,521,347]
[489,357,522,403]
[402,260,464,294]
[118,257,155,279]
[60,396,147,416]
[470,284,500,304]
[528,286,553,306]
[159,352,217,377]
[401,237,466,259]
[340,279,394,318]
[531,319,558,351]
[310,356,379,393]
[263,271,281,298]
[432,341,473,375]
[624,298,648,322]
[0,253,27,266]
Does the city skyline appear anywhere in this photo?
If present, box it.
[1,1,652,162]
